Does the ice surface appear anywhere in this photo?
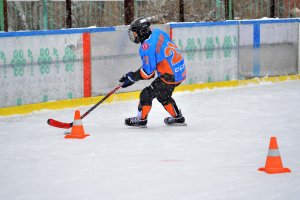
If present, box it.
[1,81,300,200]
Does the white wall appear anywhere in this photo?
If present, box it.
[171,23,239,83]
[0,19,299,108]
[0,34,83,107]
[239,20,298,78]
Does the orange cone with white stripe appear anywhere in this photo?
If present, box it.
[258,137,291,174]
[65,110,90,139]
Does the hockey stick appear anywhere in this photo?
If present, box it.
[47,83,123,129]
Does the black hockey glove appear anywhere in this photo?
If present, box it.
[119,71,136,88]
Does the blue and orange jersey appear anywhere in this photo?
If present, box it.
[138,28,186,84]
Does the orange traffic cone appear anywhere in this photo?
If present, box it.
[65,110,90,139]
[258,137,291,174]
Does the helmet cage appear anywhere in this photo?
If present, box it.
[128,28,140,44]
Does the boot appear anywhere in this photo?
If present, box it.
[164,110,186,126]
[125,117,147,127]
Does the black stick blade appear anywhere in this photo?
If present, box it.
[47,119,72,129]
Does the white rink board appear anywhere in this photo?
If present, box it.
[171,24,239,83]
[0,19,299,108]
[0,34,83,107]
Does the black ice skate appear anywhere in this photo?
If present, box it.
[164,111,186,126]
[125,117,147,128]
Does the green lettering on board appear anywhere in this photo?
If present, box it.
[12,50,26,77]
[38,48,52,75]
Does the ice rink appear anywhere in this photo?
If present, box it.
[1,80,300,200]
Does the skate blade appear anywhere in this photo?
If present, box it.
[124,124,147,128]
[166,122,187,127]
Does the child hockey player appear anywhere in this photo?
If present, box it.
[119,17,187,127]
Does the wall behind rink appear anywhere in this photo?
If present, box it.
[0,31,83,107]
[0,28,115,107]
[239,19,299,78]
[0,19,299,108]
[170,21,240,84]
[170,19,299,82]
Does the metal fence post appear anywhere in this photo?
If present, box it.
[216,0,221,20]
[270,0,275,18]
[43,0,48,30]
[179,0,184,22]
[225,0,233,20]
[66,0,72,28]
[0,0,8,31]
[0,0,4,31]
[229,0,233,19]
[124,0,134,25]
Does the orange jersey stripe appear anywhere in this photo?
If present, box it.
[160,77,186,85]
[157,59,174,75]
[140,68,155,79]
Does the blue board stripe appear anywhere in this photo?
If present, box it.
[240,18,299,25]
[169,21,239,28]
[0,27,116,38]
[253,23,261,77]
[170,18,299,29]
[253,23,260,48]
[253,49,260,77]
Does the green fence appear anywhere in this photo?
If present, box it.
[0,0,299,32]
[3,0,129,31]
[236,0,299,20]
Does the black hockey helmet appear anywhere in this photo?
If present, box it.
[128,17,151,44]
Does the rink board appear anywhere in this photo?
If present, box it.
[0,27,115,107]
[0,18,299,113]
[170,21,239,84]
[1,75,300,116]
[239,19,299,78]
